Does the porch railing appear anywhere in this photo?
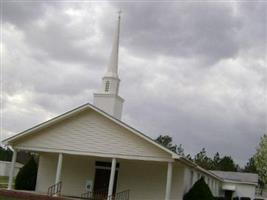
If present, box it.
[81,189,130,200]
[47,181,62,197]
[114,190,130,200]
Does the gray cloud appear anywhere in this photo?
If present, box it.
[2,1,266,166]
[109,2,242,65]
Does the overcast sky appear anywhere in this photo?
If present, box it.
[1,1,266,166]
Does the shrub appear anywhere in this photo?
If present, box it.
[240,198,250,200]
[233,197,239,200]
[15,156,38,190]
[184,177,214,200]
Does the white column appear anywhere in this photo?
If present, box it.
[8,149,17,190]
[55,153,63,184]
[165,162,173,200]
[107,158,117,198]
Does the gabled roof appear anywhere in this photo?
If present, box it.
[3,102,225,181]
[210,170,258,185]
[3,103,179,159]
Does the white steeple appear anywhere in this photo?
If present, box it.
[105,12,121,78]
[93,12,124,120]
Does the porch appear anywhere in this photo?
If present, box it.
[8,152,185,200]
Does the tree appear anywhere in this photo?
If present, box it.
[186,154,193,161]
[212,152,221,169]
[244,157,257,173]
[15,157,38,190]
[155,135,177,153]
[217,156,238,171]
[194,148,213,170]
[254,134,267,186]
[177,144,185,156]
[183,177,214,200]
[0,146,12,162]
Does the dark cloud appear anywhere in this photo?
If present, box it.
[108,2,241,65]
[2,1,266,166]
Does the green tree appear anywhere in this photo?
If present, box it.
[0,147,12,161]
[212,152,221,169]
[194,148,213,170]
[183,177,214,200]
[155,135,177,153]
[217,156,238,171]
[244,157,258,173]
[186,154,193,161]
[177,144,185,156]
[254,134,267,186]
[15,157,38,190]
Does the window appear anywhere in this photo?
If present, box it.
[105,81,110,92]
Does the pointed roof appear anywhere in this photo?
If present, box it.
[104,13,121,78]
[2,103,179,160]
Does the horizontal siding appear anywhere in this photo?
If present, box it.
[13,110,170,160]
[117,160,185,200]
[183,167,221,197]
[36,153,185,199]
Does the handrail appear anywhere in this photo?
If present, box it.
[81,189,130,200]
[47,181,62,197]
[81,191,107,199]
[114,190,130,200]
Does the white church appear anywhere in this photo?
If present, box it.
[3,15,259,200]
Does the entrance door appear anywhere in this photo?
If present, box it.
[94,168,111,194]
[225,190,234,200]
[93,162,119,196]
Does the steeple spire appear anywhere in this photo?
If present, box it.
[93,12,124,120]
[105,11,121,78]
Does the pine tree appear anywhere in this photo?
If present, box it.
[183,177,214,200]
[15,157,38,190]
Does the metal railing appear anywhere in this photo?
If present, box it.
[81,189,130,200]
[47,181,62,197]
[114,190,130,200]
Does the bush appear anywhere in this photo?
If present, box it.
[184,177,214,200]
[233,197,239,200]
[240,198,250,200]
[15,156,38,190]
[214,197,225,200]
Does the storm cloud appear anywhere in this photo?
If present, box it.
[1,1,266,166]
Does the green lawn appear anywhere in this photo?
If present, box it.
[0,197,19,200]
[0,177,9,183]
[0,177,10,189]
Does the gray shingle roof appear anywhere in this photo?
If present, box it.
[210,170,258,184]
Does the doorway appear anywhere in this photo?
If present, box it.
[93,161,119,196]
[225,190,234,200]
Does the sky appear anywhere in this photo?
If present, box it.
[1,1,266,166]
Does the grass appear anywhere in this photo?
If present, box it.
[0,177,9,184]
[0,177,12,189]
[0,197,19,200]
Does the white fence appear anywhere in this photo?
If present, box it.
[0,161,23,177]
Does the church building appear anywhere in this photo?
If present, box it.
[3,14,258,200]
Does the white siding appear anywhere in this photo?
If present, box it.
[36,153,57,193]
[223,182,257,199]
[13,110,170,160]
[182,167,221,197]
[117,160,185,200]
[36,153,186,200]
